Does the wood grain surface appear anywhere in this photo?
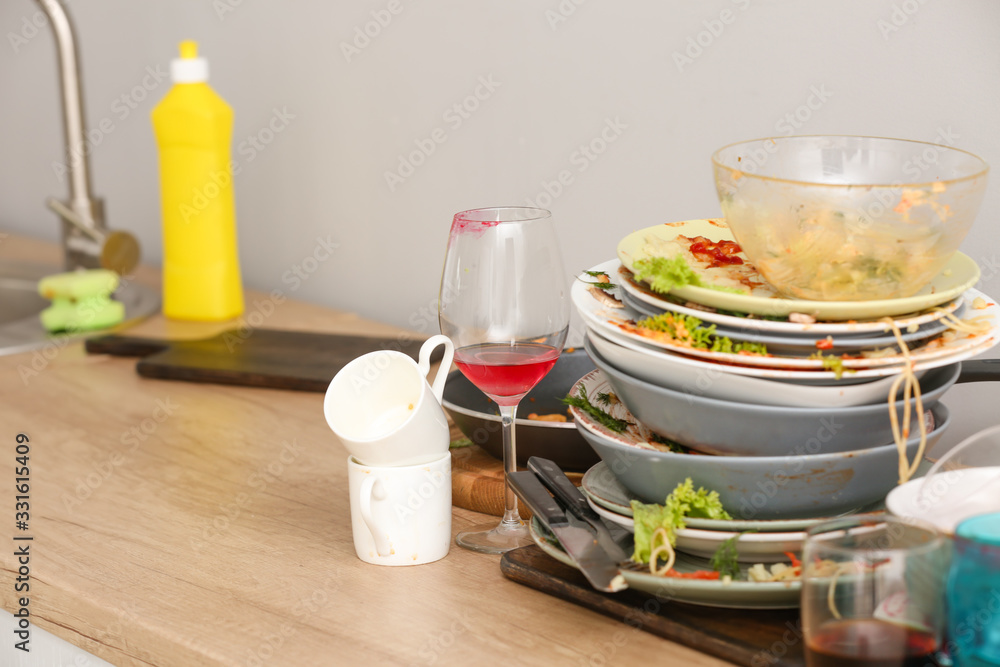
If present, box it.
[450,439,583,519]
[0,235,735,667]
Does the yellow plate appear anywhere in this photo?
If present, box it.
[616,219,980,321]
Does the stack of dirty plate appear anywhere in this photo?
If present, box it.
[571,219,1000,522]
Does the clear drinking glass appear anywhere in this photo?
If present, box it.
[439,207,570,554]
[801,514,949,667]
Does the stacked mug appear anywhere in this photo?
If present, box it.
[324,335,455,566]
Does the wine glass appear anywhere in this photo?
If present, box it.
[439,206,570,554]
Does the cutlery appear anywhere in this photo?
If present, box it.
[527,456,630,563]
[508,470,627,593]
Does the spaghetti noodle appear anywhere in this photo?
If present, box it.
[931,307,991,336]
[886,308,991,484]
[884,317,925,484]
[648,527,676,576]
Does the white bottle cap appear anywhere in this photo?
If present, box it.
[171,40,209,83]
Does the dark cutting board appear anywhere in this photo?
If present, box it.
[501,546,804,667]
[85,330,442,392]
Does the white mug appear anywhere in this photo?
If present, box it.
[348,453,452,566]
[324,335,454,467]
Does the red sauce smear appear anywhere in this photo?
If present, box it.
[684,235,744,268]
[661,569,720,580]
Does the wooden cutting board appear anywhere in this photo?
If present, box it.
[450,435,583,519]
[501,546,805,667]
[85,330,440,392]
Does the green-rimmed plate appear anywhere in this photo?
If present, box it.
[581,461,886,533]
[616,219,980,320]
[529,517,801,609]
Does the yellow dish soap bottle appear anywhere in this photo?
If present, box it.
[152,40,244,321]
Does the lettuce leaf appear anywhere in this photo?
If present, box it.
[630,478,732,563]
[637,312,767,355]
[670,478,732,521]
[632,256,746,294]
[630,500,682,564]
[633,256,706,294]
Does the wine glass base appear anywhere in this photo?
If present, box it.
[455,520,534,555]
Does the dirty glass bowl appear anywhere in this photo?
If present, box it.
[712,136,989,301]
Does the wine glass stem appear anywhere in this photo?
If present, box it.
[498,404,522,527]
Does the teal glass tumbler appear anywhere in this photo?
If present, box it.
[948,512,1000,666]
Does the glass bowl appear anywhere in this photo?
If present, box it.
[712,135,989,301]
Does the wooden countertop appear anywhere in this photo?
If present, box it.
[0,235,731,666]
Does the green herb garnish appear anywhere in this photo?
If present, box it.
[651,433,688,453]
[710,530,757,578]
[637,312,767,355]
[562,385,632,433]
[581,270,617,290]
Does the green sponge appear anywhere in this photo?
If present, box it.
[39,269,119,300]
[38,269,125,333]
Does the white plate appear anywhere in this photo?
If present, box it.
[616,218,980,320]
[587,320,996,384]
[574,263,1000,381]
[529,518,801,609]
[619,286,958,355]
[885,466,1000,535]
[586,496,805,563]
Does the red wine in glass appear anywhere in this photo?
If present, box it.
[453,342,560,407]
[806,619,941,667]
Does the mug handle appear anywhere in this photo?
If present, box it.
[418,334,455,403]
[359,475,392,557]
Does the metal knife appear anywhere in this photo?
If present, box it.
[508,471,627,593]
[527,456,630,564]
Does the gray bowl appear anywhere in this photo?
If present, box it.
[574,382,950,519]
[585,336,958,457]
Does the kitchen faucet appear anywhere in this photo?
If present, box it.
[34,0,139,275]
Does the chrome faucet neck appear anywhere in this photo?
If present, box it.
[34,0,105,269]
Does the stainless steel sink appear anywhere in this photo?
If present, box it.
[0,264,49,326]
[0,262,159,356]
[0,1,161,356]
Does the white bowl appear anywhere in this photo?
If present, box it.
[886,466,1000,534]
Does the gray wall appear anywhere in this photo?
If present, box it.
[2,0,999,447]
